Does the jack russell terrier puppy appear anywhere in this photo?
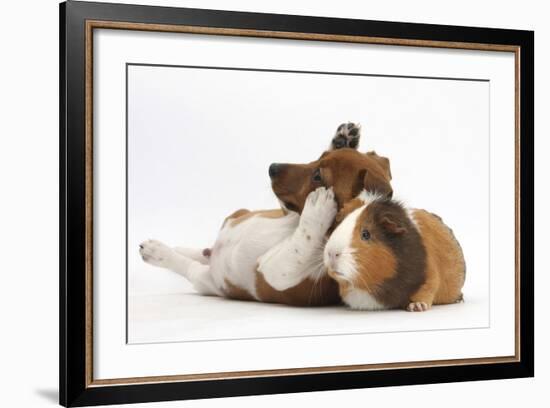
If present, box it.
[324,192,466,311]
[139,123,393,306]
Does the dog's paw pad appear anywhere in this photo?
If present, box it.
[302,187,337,232]
[407,302,430,312]
[139,239,173,268]
[331,122,361,150]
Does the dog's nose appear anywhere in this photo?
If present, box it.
[269,163,283,179]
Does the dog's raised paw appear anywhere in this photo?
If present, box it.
[301,187,337,234]
[331,122,361,150]
[139,239,174,268]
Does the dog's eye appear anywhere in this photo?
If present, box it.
[361,229,371,241]
[312,168,322,182]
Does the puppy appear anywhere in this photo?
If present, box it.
[140,123,393,306]
[269,149,392,212]
[324,192,465,311]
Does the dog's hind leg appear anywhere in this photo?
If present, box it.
[140,240,221,296]
[179,261,220,296]
[173,247,211,265]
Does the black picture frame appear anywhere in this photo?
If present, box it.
[60,1,534,406]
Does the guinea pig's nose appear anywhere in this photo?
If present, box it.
[269,163,282,179]
[328,251,341,263]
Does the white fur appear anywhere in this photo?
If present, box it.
[343,288,386,310]
[356,190,383,205]
[140,187,336,299]
[173,247,209,264]
[323,203,364,280]
[139,240,222,296]
[407,208,420,228]
[258,187,337,291]
[211,210,299,298]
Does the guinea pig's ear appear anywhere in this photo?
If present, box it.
[362,168,393,198]
[381,214,406,235]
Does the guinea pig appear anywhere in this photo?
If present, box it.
[323,191,465,311]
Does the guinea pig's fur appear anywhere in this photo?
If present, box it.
[324,191,465,312]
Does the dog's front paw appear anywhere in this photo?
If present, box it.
[301,187,337,234]
[330,122,361,150]
[139,239,174,268]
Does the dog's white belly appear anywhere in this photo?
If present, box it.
[209,212,300,299]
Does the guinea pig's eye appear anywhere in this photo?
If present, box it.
[312,168,322,182]
[361,229,371,241]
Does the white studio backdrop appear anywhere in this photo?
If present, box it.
[2,1,548,408]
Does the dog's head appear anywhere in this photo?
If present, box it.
[269,148,393,213]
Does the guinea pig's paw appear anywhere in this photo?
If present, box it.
[302,187,337,233]
[330,122,361,150]
[407,301,430,312]
[139,239,174,268]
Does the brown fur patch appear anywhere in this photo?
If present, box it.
[410,210,465,306]
[224,209,287,228]
[223,279,255,302]
[350,233,398,290]
[255,269,341,307]
[270,148,393,213]
[222,208,251,228]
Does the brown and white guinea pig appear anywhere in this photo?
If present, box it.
[323,191,466,312]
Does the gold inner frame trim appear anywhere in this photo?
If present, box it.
[84,20,521,388]
[91,356,518,387]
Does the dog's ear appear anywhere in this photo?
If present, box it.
[365,151,392,181]
[359,168,393,198]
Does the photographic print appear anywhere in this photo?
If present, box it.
[128,63,489,344]
[60,2,533,405]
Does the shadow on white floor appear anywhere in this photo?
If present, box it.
[128,290,489,344]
